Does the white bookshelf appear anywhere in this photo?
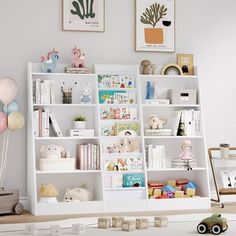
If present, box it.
[28,63,210,215]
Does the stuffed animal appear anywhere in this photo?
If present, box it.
[63,185,92,202]
[80,83,92,104]
[40,48,60,73]
[39,183,58,203]
[149,115,166,129]
[71,46,85,68]
[40,144,65,158]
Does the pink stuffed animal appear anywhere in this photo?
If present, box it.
[72,46,85,68]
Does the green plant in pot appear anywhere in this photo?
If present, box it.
[73,116,86,129]
[140,3,168,44]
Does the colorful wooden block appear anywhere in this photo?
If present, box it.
[122,220,136,231]
[186,188,196,197]
[72,224,85,234]
[98,218,111,229]
[50,225,61,236]
[176,178,189,186]
[175,191,184,198]
[136,218,149,230]
[148,187,154,196]
[112,217,124,228]
[162,185,175,193]
[25,224,37,234]
[154,216,168,227]
[153,188,162,198]
[167,180,176,187]
[160,195,168,199]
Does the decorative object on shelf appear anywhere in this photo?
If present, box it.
[61,88,72,104]
[220,143,230,160]
[122,220,136,232]
[80,83,93,104]
[40,48,60,73]
[140,60,152,74]
[177,54,194,75]
[168,89,197,105]
[197,214,228,235]
[154,216,168,227]
[149,114,166,129]
[63,185,92,202]
[136,0,175,52]
[63,0,105,32]
[136,218,149,230]
[40,144,65,159]
[179,140,194,171]
[146,81,154,99]
[161,63,183,75]
[151,64,158,75]
[39,183,58,203]
[98,217,111,229]
[0,77,24,215]
[73,116,86,129]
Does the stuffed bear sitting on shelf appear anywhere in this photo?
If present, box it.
[63,185,92,202]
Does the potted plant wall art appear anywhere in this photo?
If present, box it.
[63,0,105,32]
[136,0,175,52]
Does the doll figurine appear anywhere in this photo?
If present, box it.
[179,140,194,171]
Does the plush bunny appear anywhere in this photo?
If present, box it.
[40,144,65,159]
[80,83,92,104]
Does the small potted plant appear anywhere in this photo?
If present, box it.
[73,116,86,129]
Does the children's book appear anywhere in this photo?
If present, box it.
[123,173,145,187]
[115,123,139,136]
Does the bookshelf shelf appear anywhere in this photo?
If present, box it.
[28,63,210,215]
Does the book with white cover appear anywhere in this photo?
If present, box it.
[171,110,181,136]
[49,112,63,137]
[33,110,39,137]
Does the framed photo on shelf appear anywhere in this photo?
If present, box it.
[177,54,194,75]
[220,170,233,188]
[63,0,105,32]
[135,0,175,52]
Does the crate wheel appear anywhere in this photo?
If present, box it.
[221,203,224,208]
[14,203,24,215]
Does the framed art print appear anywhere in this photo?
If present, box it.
[177,54,194,75]
[136,0,175,52]
[63,0,105,32]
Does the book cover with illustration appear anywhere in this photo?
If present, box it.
[100,107,137,120]
[115,123,139,136]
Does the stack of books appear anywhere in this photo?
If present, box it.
[171,158,197,168]
[70,129,95,137]
[33,79,55,104]
[145,128,172,136]
[65,67,89,74]
[76,143,100,170]
[146,145,166,169]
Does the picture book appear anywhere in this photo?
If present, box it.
[100,107,137,120]
[115,123,139,136]
[98,74,135,89]
[123,173,145,187]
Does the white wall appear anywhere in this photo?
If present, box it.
[0,0,236,197]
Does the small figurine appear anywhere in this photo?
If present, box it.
[179,140,194,171]
[141,60,152,74]
[40,48,60,73]
[80,83,92,104]
[146,81,154,100]
[72,46,85,68]
[197,214,228,235]
[39,183,58,203]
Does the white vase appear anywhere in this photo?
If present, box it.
[74,121,86,129]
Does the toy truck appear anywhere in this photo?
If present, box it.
[0,189,24,215]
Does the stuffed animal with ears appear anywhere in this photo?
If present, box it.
[80,83,92,104]
[40,144,65,158]
[149,115,166,129]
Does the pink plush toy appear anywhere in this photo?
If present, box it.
[179,140,194,160]
[72,46,85,68]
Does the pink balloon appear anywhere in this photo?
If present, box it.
[0,77,17,105]
[0,112,7,134]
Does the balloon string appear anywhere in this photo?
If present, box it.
[0,131,7,188]
[0,130,9,188]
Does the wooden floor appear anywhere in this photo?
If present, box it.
[0,203,236,224]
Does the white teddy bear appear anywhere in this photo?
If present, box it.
[63,186,92,202]
[40,144,65,158]
[149,115,166,129]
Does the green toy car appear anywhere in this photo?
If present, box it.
[197,214,228,235]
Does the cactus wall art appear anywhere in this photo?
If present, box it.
[136,0,175,52]
[63,0,104,31]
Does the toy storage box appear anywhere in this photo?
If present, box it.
[168,89,197,104]
[39,158,76,171]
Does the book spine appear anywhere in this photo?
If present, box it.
[50,80,55,104]
[87,143,91,170]
[49,112,63,137]
[38,108,42,137]
[33,110,39,137]
[83,144,88,170]
[44,80,50,104]
[35,79,41,104]
[96,144,100,170]
[41,110,46,137]
[32,80,36,104]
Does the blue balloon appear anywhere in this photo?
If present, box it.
[3,100,20,115]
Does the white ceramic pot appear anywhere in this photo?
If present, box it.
[74,121,86,129]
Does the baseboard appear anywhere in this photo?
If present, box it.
[19,197,29,211]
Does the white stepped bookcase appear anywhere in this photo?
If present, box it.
[27,62,211,215]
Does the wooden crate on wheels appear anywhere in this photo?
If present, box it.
[0,189,24,215]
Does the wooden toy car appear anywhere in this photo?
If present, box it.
[197,214,228,235]
[0,189,24,215]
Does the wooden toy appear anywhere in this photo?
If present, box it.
[148,187,154,196]
[136,218,149,230]
[50,225,61,236]
[160,195,168,199]
[153,188,162,198]
[72,224,85,234]
[167,180,176,187]
[186,188,196,197]
[162,185,175,193]
[148,181,164,188]
[175,191,184,198]
[112,217,124,228]
[25,224,37,234]
[176,178,189,186]
[122,220,136,231]
[98,218,111,229]
[154,216,168,227]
